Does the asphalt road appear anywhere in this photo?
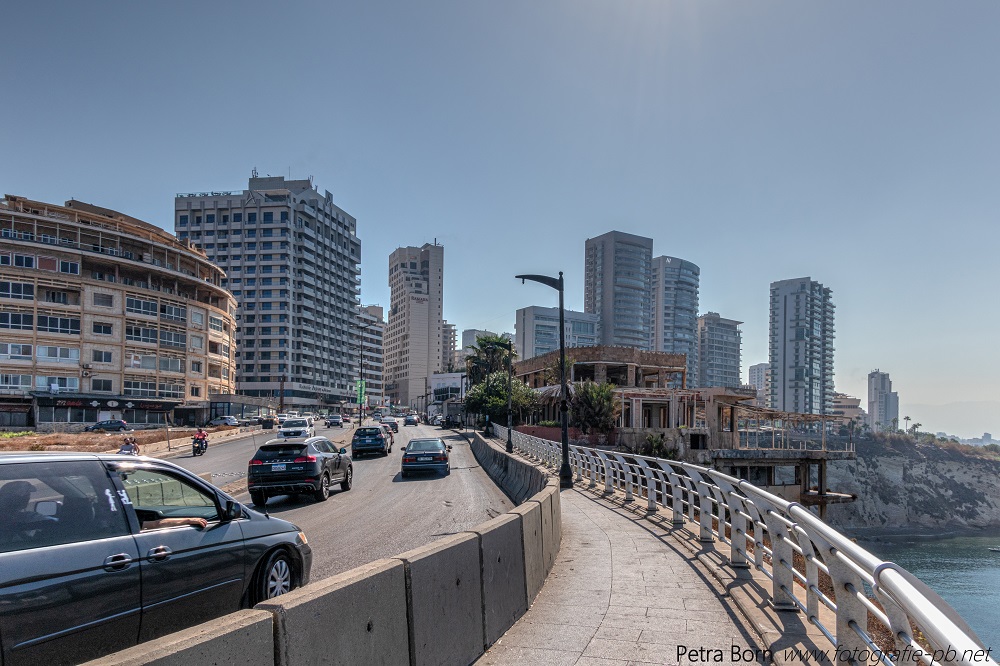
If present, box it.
[162,421,513,582]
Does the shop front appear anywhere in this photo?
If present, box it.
[31,394,181,432]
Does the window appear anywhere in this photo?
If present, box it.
[247,212,257,223]
[0,282,34,300]
[190,385,201,397]
[191,311,205,327]
[179,215,189,225]
[37,316,80,335]
[123,380,156,397]
[92,378,112,392]
[158,383,184,398]
[0,374,31,389]
[59,261,80,275]
[36,376,80,391]
[159,357,184,373]
[280,211,288,222]
[190,361,203,373]
[206,214,215,224]
[122,469,217,523]
[209,316,224,332]
[159,330,186,348]
[92,350,112,363]
[190,334,204,350]
[0,343,32,360]
[37,346,80,363]
[126,297,157,316]
[125,325,157,343]
[263,212,273,222]
[0,313,33,330]
[233,213,242,223]
[14,254,34,268]
[92,322,113,335]
[93,293,113,307]
[160,304,186,322]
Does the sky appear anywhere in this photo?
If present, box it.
[2,1,999,437]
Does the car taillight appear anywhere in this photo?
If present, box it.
[294,456,317,463]
[403,456,416,463]
[250,459,264,465]
[433,455,447,461]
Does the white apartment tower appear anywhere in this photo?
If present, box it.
[768,277,835,414]
[748,362,769,407]
[696,312,742,388]
[514,306,600,360]
[651,256,700,383]
[386,243,444,407]
[442,321,457,372]
[867,369,899,432]
[358,305,385,410]
[175,176,361,411]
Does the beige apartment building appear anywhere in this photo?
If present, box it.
[385,243,444,408]
[0,195,237,430]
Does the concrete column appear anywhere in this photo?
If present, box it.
[595,364,607,384]
[657,369,667,388]
[626,365,636,387]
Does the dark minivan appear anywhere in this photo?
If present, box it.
[248,436,353,507]
[0,452,311,665]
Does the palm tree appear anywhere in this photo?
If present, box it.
[903,415,911,433]
[465,334,515,386]
[910,422,922,435]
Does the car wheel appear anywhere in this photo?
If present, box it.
[314,473,331,502]
[250,491,267,508]
[340,465,353,491]
[118,426,126,432]
[254,550,294,604]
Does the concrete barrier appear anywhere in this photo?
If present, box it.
[537,487,556,574]
[256,558,409,666]
[81,610,274,666]
[508,499,545,602]
[468,513,528,646]
[397,533,484,666]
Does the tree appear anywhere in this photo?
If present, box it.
[570,381,620,435]
[464,371,536,424]
[465,334,515,386]
[909,422,922,435]
[903,415,911,433]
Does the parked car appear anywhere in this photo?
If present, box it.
[325,415,343,428]
[84,419,129,432]
[404,414,420,426]
[401,438,452,477]
[277,418,315,439]
[206,416,239,427]
[247,437,352,507]
[0,452,311,665]
[351,426,390,457]
[382,417,399,432]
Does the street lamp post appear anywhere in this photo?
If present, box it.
[516,272,572,489]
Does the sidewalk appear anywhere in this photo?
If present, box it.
[477,486,764,666]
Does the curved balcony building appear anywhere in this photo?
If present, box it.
[0,195,237,430]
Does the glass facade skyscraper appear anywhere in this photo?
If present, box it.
[651,256,700,385]
[584,231,652,350]
[768,277,835,414]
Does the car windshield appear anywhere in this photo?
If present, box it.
[356,427,382,436]
[283,419,308,428]
[407,439,444,453]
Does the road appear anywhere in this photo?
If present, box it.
[162,421,513,582]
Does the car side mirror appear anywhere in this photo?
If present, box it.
[35,500,60,517]
[447,445,453,451]
[222,499,242,521]
[340,447,347,454]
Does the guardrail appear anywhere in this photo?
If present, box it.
[493,425,992,666]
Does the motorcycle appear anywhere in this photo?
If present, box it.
[117,443,140,456]
[192,436,208,456]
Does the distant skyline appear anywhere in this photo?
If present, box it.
[2,1,998,437]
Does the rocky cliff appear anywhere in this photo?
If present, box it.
[825,438,1000,534]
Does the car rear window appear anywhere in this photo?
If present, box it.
[255,445,307,459]
[407,440,444,453]
[356,427,382,436]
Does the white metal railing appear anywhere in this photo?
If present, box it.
[493,424,992,666]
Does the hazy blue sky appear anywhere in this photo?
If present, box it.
[2,2,998,436]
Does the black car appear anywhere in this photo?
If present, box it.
[84,419,129,432]
[248,437,352,507]
[401,438,451,477]
[0,452,311,666]
[351,426,390,457]
[404,414,419,426]
[382,418,399,432]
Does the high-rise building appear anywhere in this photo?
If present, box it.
[442,321,457,372]
[696,312,742,388]
[584,231,653,349]
[514,306,599,360]
[358,305,385,411]
[651,255,699,383]
[768,277,835,414]
[748,362,769,407]
[867,370,899,432]
[386,242,444,407]
[0,194,237,430]
[457,328,502,369]
[175,176,361,411]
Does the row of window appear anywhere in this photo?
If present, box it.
[0,372,210,399]
[179,211,289,225]
[178,229,290,240]
[0,313,81,334]
[0,253,79,274]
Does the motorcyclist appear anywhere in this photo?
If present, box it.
[117,436,140,456]
[193,427,208,453]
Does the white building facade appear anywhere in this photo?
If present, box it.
[768,277,835,414]
[514,306,599,361]
[651,255,700,385]
[696,312,742,388]
[357,305,385,412]
[748,362,769,407]
[385,242,444,408]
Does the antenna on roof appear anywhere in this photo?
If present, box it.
[252,167,258,178]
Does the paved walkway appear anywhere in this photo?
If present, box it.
[477,487,763,666]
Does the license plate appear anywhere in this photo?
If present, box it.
[418,456,431,462]
[271,463,286,471]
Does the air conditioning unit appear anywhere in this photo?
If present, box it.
[83,364,93,370]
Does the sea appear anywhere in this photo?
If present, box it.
[861,534,1000,651]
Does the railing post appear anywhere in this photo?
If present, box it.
[711,475,749,569]
[612,454,633,502]
[667,469,685,526]
[751,494,799,612]
[596,451,613,494]
[638,459,658,512]
[803,529,868,656]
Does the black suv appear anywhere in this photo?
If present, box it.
[351,426,390,457]
[248,436,353,507]
[0,452,311,665]
[84,419,129,432]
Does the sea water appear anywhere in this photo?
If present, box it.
[862,535,1000,651]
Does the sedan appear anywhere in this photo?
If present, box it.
[404,415,419,426]
[401,438,452,477]
[84,419,129,432]
[206,416,239,427]
[0,452,311,665]
[382,418,399,432]
[248,436,352,507]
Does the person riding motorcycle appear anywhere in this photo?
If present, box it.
[192,428,208,454]
[117,436,140,456]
